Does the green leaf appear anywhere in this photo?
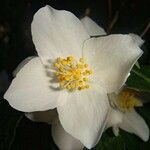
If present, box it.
[0,100,23,150]
[135,62,141,69]
[92,133,125,150]
[126,65,150,92]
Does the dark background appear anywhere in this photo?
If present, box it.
[0,0,149,150]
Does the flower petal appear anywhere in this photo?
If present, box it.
[105,108,123,129]
[119,109,149,141]
[31,5,89,64]
[129,33,144,46]
[4,57,59,112]
[81,16,106,36]
[52,118,84,150]
[13,56,36,77]
[25,109,57,124]
[112,126,120,136]
[83,34,143,93]
[57,84,109,149]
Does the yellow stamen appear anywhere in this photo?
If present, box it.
[84,64,88,68]
[67,56,74,61]
[53,56,93,91]
[79,58,85,63]
[117,89,142,112]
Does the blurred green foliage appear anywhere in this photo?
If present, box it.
[127,65,150,93]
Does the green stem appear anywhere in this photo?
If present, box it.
[132,69,150,83]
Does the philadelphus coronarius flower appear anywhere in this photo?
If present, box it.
[4,5,143,149]
[107,88,149,141]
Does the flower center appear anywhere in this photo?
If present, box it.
[109,89,142,112]
[53,56,93,91]
[117,89,142,112]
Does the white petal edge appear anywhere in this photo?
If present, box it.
[31,5,90,64]
[4,57,60,112]
[57,84,109,149]
[119,109,149,141]
[83,34,143,93]
[52,118,84,150]
[25,109,57,124]
[129,33,144,47]
[81,16,106,36]
[13,56,36,77]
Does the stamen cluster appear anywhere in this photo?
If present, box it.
[117,90,142,112]
[53,56,92,91]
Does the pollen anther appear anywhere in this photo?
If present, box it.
[53,56,92,91]
[117,89,142,112]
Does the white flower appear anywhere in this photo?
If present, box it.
[107,89,149,141]
[4,6,143,149]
